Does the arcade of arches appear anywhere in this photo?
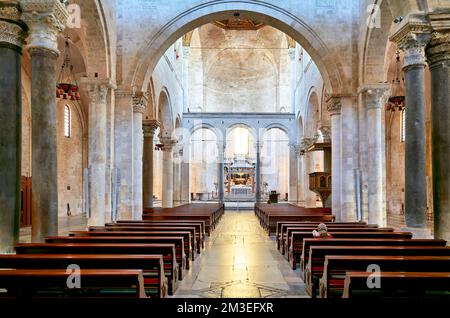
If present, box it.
[1,0,450,296]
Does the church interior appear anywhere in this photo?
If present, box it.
[1,0,450,301]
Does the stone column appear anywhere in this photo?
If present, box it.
[0,2,27,253]
[173,145,182,206]
[217,141,226,203]
[181,142,191,203]
[143,120,159,208]
[182,46,190,113]
[288,143,298,203]
[288,47,297,113]
[81,78,116,227]
[114,91,134,219]
[360,85,389,227]
[255,141,262,202]
[297,145,306,207]
[427,17,450,241]
[132,92,147,219]
[22,0,68,242]
[327,97,342,221]
[340,96,359,222]
[391,23,430,229]
[303,138,316,208]
[161,138,176,208]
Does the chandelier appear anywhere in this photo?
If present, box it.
[56,38,81,101]
[385,50,405,112]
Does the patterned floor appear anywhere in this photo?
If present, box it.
[173,211,308,298]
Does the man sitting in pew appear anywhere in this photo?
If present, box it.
[312,223,333,239]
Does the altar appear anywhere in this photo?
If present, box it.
[231,185,253,195]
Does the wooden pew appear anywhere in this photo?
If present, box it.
[74,230,193,267]
[116,220,206,248]
[15,243,179,295]
[305,245,450,297]
[0,269,147,299]
[89,226,198,259]
[45,236,186,280]
[143,203,224,234]
[0,254,167,298]
[266,215,334,235]
[342,272,450,298]
[300,238,447,274]
[319,256,450,298]
[288,231,413,268]
[276,222,377,250]
[282,227,394,257]
[106,222,204,253]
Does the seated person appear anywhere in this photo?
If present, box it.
[312,223,333,238]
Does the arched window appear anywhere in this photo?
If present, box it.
[64,105,71,138]
[400,109,405,143]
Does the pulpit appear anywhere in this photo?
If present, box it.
[309,172,331,207]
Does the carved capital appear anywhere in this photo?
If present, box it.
[80,77,116,104]
[133,91,148,114]
[22,0,69,54]
[160,137,177,152]
[358,84,390,110]
[143,120,159,138]
[427,31,450,65]
[326,96,342,116]
[0,2,27,48]
[318,125,331,142]
[390,14,431,68]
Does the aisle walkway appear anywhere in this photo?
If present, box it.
[174,211,308,298]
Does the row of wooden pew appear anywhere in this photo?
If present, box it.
[255,203,333,235]
[0,203,224,299]
[272,216,450,298]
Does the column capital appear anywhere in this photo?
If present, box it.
[22,0,69,55]
[0,1,28,48]
[358,83,390,110]
[80,77,116,104]
[325,95,342,116]
[160,137,177,152]
[133,91,148,114]
[318,125,331,142]
[390,14,431,68]
[427,31,450,65]
[143,120,159,138]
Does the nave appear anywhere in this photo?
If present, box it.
[173,211,306,298]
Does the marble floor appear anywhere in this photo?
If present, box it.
[173,211,308,298]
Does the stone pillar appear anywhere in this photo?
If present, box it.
[327,97,342,221]
[303,138,316,208]
[181,142,191,203]
[288,47,297,113]
[143,120,159,208]
[427,17,450,241]
[0,2,27,253]
[161,138,176,208]
[255,141,262,202]
[217,141,226,203]
[340,96,359,222]
[360,85,389,227]
[173,145,182,206]
[289,143,298,203]
[297,145,306,207]
[132,92,147,219]
[81,78,116,227]
[319,126,332,173]
[114,91,134,219]
[391,24,430,229]
[182,46,190,113]
[22,0,68,241]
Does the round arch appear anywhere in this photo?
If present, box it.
[158,88,173,138]
[305,89,320,138]
[131,3,343,94]
[190,123,222,141]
